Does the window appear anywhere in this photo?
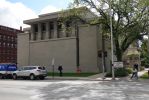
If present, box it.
[11,44,13,48]
[38,67,45,70]
[33,24,38,40]
[3,36,5,40]
[34,24,38,33]
[7,43,9,47]
[49,22,54,39]
[41,23,46,40]
[11,37,13,41]
[3,42,5,47]
[50,22,54,30]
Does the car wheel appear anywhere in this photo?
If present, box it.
[0,74,3,79]
[30,74,35,80]
[39,76,45,80]
[13,74,17,80]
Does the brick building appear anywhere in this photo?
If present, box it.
[0,25,22,63]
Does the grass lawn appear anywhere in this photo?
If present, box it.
[47,72,98,77]
[140,72,149,79]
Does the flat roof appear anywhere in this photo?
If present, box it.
[24,7,96,25]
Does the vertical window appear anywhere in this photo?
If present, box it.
[33,24,38,40]
[57,21,62,38]
[49,22,54,39]
[3,42,5,47]
[41,23,46,40]
[66,21,72,37]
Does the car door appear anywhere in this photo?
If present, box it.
[22,67,30,76]
[25,67,31,76]
[17,67,24,76]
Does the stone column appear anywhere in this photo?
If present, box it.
[46,22,49,39]
[38,23,42,40]
[54,21,58,38]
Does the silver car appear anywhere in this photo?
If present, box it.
[12,66,47,80]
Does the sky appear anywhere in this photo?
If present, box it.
[0,0,72,29]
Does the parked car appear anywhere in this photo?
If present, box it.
[12,66,47,80]
[0,63,17,79]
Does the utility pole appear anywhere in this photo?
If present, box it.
[101,25,106,79]
[109,0,115,79]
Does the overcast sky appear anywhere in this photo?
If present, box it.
[0,0,72,29]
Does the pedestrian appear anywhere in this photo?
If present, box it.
[131,67,137,79]
[131,63,138,79]
[58,65,63,76]
[134,63,139,79]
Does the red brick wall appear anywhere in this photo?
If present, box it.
[0,25,22,63]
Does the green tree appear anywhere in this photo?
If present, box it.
[141,39,149,67]
[70,0,149,61]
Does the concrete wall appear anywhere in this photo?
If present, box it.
[79,25,99,72]
[17,32,29,66]
[18,25,106,73]
[96,25,111,72]
[29,37,77,72]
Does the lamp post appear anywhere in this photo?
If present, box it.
[109,0,115,79]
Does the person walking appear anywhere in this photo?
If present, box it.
[134,63,139,79]
[58,65,63,77]
[131,63,139,79]
[131,67,137,79]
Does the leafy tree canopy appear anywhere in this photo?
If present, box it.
[69,0,149,61]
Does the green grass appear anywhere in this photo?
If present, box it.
[140,72,149,79]
[47,72,98,77]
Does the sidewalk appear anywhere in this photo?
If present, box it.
[45,70,148,81]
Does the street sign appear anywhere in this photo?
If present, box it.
[51,58,55,66]
[113,62,123,68]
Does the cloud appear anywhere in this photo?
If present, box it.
[40,5,61,14]
[0,0,37,29]
[0,0,70,29]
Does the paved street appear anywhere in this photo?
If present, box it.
[0,79,149,100]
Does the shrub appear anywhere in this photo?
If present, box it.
[140,72,149,79]
[140,66,145,71]
[126,67,132,74]
[106,68,129,77]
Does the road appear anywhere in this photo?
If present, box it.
[0,79,149,100]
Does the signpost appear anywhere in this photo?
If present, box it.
[113,62,123,68]
[52,58,55,79]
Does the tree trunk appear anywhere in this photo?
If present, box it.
[116,49,122,61]
[115,39,123,61]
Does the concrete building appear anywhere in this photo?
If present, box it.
[18,8,111,73]
[0,25,22,63]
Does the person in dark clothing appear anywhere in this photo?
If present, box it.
[134,63,139,71]
[131,63,139,79]
[58,65,63,76]
[131,67,137,79]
